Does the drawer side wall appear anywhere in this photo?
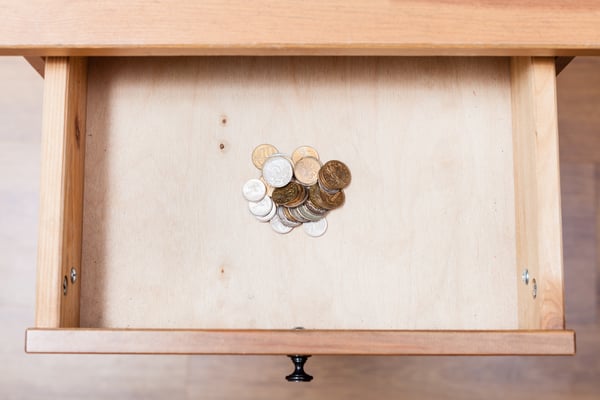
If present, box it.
[510,57,565,329]
[35,57,87,328]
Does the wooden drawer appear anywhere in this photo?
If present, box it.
[26,56,574,355]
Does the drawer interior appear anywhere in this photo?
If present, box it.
[72,57,550,330]
[31,55,568,356]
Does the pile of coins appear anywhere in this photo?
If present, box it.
[242,144,351,237]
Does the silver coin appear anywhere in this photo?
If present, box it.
[305,199,328,216]
[270,153,294,164]
[242,178,267,202]
[262,156,293,188]
[255,202,276,222]
[248,196,273,217]
[303,218,328,237]
[289,206,311,223]
[298,204,325,222]
[270,214,293,234]
[297,204,317,222]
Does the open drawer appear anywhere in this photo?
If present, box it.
[27,56,574,355]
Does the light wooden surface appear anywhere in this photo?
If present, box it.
[527,59,565,330]
[25,329,575,355]
[1,1,600,56]
[510,58,564,329]
[1,55,600,399]
[81,57,518,330]
[35,57,87,328]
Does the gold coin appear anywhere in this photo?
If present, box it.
[322,189,345,210]
[308,184,329,210]
[318,160,352,190]
[308,184,345,210]
[272,182,303,206]
[285,184,308,208]
[251,144,279,169]
[292,146,320,165]
[293,156,321,186]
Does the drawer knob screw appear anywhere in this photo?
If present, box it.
[521,269,529,285]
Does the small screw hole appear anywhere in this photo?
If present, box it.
[532,278,537,299]
[62,276,68,295]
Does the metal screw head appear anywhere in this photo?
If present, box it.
[532,278,537,299]
[62,276,68,295]
[70,267,77,284]
[521,269,529,285]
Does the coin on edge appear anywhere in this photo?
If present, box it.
[289,206,311,223]
[309,184,345,210]
[242,178,267,202]
[262,155,294,188]
[270,214,293,234]
[293,156,321,186]
[248,196,273,217]
[277,206,302,228]
[251,144,279,170]
[283,184,308,208]
[292,145,320,165]
[303,218,328,237]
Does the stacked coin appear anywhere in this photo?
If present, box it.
[243,144,351,237]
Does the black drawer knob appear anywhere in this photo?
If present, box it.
[285,355,313,382]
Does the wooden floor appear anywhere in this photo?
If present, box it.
[0,57,599,398]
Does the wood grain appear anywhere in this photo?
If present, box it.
[557,58,600,162]
[0,1,600,56]
[35,57,87,328]
[25,329,575,355]
[530,59,565,330]
[81,57,518,330]
[3,55,600,399]
[510,57,564,330]
[561,164,596,325]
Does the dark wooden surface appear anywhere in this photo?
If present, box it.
[1,56,599,398]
